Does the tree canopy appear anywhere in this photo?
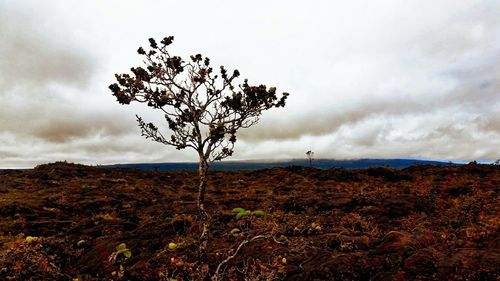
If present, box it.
[109,36,288,162]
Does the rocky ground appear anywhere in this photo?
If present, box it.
[0,162,499,280]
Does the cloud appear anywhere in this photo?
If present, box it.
[1,0,499,168]
[0,8,92,92]
[235,1,500,162]
[234,108,499,161]
[0,4,143,167]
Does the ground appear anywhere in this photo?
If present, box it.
[0,162,499,280]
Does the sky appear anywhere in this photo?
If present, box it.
[1,0,499,168]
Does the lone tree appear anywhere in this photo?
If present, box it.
[306,150,314,167]
[109,36,288,259]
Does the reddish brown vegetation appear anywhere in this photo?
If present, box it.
[0,162,499,280]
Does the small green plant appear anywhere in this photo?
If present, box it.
[108,243,132,279]
[236,210,251,220]
[109,243,132,263]
[233,207,249,220]
[277,235,288,242]
[232,207,266,220]
[230,228,241,235]
[253,210,266,218]
[168,242,177,251]
[310,222,322,231]
[232,207,246,214]
[116,243,132,258]
[25,236,41,243]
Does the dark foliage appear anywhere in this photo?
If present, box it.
[109,36,288,162]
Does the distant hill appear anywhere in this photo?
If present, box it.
[107,158,459,171]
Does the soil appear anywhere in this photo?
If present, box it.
[0,162,499,280]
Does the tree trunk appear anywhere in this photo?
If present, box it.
[197,157,209,261]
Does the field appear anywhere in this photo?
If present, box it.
[0,162,499,280]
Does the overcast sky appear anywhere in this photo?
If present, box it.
[1,0,499,168]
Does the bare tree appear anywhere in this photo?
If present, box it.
[306,150,314,167]
[109,36,288,260]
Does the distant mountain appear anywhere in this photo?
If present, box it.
[108,158,459,171]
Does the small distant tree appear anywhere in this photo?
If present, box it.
[306,150,314,167]
[109,36,288,260]
[494,159,500,165]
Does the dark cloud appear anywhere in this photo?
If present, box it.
[31,112,131,143]
[0,7,92,92]
[0,4,136,167]
[0,150,19,158]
